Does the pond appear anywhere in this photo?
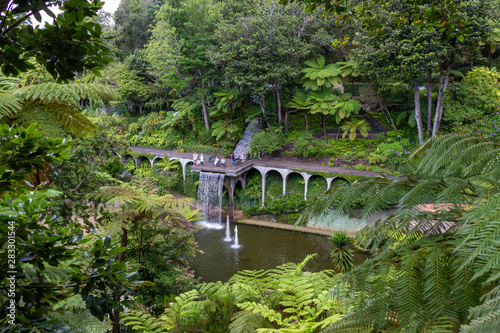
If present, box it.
[189,222,368,282]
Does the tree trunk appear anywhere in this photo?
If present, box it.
[258,96,271,127]
[118,226,128,262]
[138,103,143,114]
[304,111,308,133]
[380,104,398,131]
[177,126,184,142]
[112,308,120,333]
[414,80,424,144]
[275,82,282,125]
[427,75,433,138]
[433,66,445,137]
[201,97,210,130]
[322,114,327,144]
[284,107,289,131]
[432,64,451,137]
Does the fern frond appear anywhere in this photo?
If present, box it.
[53,295,87,311]
[48,309,112,333]
[461,285,500,333]
[121,309,167,333]
[14,99,96,137]
[14,82,118,104]
[0,92,21,118]
[229,310,273,333]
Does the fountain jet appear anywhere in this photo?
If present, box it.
[230,225,241,249]
[224,215,232,242]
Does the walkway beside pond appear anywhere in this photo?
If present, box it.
[236,218,344,236]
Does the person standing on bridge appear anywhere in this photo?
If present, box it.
[200,154,204,165]
[231,153,235,164]
[241,150,245,162]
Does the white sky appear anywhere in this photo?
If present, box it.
[38,0,121,25]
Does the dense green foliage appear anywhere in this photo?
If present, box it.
[0,124,141,332]
[2,0,500,331]
[0,0,112,80]
[301,132,500,332]
[122,255,346,332]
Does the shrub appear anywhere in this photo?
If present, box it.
[243,193,306,217]
[292,133,328,158]
[353,163,366,171]
[249,127,285,155]
[342,152,358,164]
[444,67,500,127]
[368,152,387,164]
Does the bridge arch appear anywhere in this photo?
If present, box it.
[283,171,305,198]
[135,155,151,168]
[326,177,350,190]
[307,175,328,200]
[121,154,133,164]
[151,156,165,165]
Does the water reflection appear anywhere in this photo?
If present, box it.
[190,223,367,282]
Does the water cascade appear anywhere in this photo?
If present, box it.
[231,225,241,249]
[224,215,232,242]
[197,172,225,227]
[232,120,259,157]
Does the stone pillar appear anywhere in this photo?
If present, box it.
[281,170,291,195]
[326,177,334,190]
[301,173,312,200]
[282,174,287,195]
[261,172,266,207]
[178,158,190,182]
[229,178,236,220]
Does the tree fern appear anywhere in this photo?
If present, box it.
[0,92,21,118]
[309,133,500,332]
[229,310,274,332]
[121,309,168,332]
[48,310,112,333]
[1,82,117,137]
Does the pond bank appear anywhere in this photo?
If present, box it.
[236,218,355,236]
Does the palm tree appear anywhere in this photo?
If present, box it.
[331,93,363,123]
[340,118,371,140]
[286,90,310,133]
[329,232,354,272]
[337,59,360,94]
[301,132,500,332]
[301,55,342,91]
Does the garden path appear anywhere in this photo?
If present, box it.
[129,146,389,179]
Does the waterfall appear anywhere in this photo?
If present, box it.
[232,120,259,157]
[197,172,225,224]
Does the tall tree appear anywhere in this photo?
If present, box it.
[146,0,220,130]
[113,0,159,59]
[208,0,315,126]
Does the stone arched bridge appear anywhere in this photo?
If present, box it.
[116,147,388,219]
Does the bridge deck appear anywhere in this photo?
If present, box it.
[129,147,388,179]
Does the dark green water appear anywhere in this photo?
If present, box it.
[190,223,367,282]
